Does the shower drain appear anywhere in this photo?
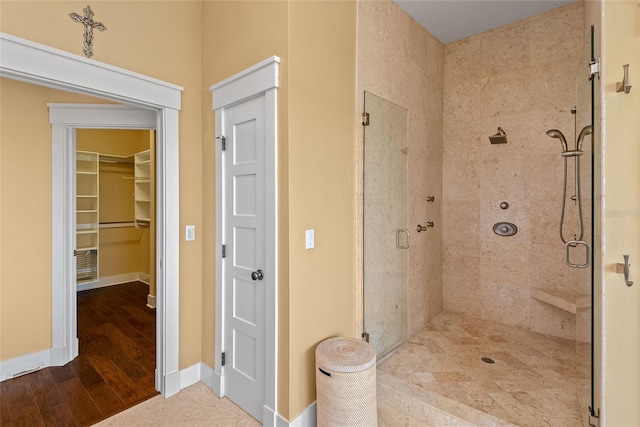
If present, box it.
[481,357,495,364]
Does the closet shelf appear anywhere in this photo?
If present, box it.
[76,150,99,285]
[99,154,134,164]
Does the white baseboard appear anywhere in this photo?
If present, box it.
[147,294,157,309]
[200,362,220,395]
[179,363,202,390]
[138,273,150,285]
[0,349,51,382]
[164,369,181,398]
[276,401,317,427]
[77,272,151,292]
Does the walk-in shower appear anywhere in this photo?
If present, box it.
[360,3,595,426]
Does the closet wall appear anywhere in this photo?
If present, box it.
[76,129,154,292]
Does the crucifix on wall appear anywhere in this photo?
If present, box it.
[69,5,107,58]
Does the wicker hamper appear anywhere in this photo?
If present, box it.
[315,337,377,427]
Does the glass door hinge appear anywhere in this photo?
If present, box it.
[589,406,600,427]
[362,112,370,126]
[362,332,370,342]
[589,58,600,81]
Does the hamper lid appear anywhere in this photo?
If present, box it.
[316,337,376,373]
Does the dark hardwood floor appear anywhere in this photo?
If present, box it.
[1,281,158,426]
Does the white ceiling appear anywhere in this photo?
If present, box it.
[393,0,577,44]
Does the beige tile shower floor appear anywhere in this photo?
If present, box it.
[377,312,586,426]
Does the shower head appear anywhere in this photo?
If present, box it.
[546,129,568,152]
[576,125,593,151]
[489,127,508,144]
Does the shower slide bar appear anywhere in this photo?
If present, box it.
[565,240,590,268]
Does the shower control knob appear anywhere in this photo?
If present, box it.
[417,222,435,232]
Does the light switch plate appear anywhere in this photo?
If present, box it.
[186,225,195,241]
[305,229,314,249]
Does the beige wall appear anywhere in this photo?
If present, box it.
[202,1,357,420]
[356,0,444,339]
[288,1,357,418]
[0,1,203,369]
[600,0,640,424]
[0,79,110,360]
[442,3,587,339]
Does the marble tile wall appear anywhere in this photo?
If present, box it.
[442,2,589,340]
[357,0,444,339]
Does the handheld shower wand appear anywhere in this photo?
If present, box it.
[576,125,593,151]
[546,129,568,152]
[546,127,585,245]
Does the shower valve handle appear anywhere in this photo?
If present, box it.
[417,222,434,232]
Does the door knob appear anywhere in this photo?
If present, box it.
[251,269,264,281]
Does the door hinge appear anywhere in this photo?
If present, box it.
[216,136,226,151]
[589,58,600,81]
[73,250,78,257]
[221,244,226,258]
[362,112,370,126]
[362,332,370,343]
[589,407,600,427]
[221,352,226,366]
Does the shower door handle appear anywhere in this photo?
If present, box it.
[565,240,590,268]
[396,229,409,249]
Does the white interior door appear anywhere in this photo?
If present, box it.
[222,95,266,422]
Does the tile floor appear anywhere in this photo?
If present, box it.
[95,312,587,426]
[377,312,586,426]
[94,382,259,427]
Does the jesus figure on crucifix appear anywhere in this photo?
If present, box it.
[69,5,107,58]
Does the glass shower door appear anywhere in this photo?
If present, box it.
[363,91,408,360]
[575,26,596,426]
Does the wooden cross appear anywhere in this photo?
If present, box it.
[69,5,107,58]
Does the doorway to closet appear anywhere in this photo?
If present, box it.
[75,128,159,420]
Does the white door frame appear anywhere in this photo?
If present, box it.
[47,103,156,372]
[0,32,182,397]
[211,56,279,424]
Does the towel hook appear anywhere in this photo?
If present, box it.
[616,64,632,94]
[616,255,634,286]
